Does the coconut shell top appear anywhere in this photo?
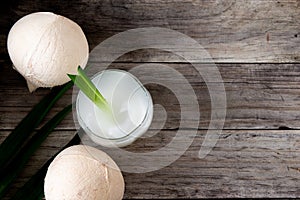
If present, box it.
[7,12,89,92]
[44,145,124,200]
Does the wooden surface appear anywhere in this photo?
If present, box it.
[1,0,300,198]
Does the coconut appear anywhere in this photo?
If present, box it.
[44,145,124,200]
[7,12,89,92]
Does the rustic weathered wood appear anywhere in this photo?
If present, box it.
[0,0,300,63]
[1,130,300,198]
[1,0,300,199]
[2,62,300,130]
[123,130,300,198]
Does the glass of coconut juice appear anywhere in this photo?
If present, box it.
[75,69,153,147]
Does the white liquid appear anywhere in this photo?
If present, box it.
[76,70,153,147]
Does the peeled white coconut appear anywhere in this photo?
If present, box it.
[7,12,89,92]
[44,145,125,200]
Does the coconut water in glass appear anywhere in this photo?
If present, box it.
[76,69,153,147]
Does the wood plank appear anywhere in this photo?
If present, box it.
[1,62,300,130]
[83,129,300,198]
[1,0,299,63]
[0,0,299,199]
[1,130,300,198]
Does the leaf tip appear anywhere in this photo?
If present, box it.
[68,73,77,80]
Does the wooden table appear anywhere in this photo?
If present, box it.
[1,0,300,198]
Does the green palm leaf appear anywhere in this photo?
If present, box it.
[10,133,81,200]
[0,82,73,171]
[68,66,109,112]
[0,105,72,198]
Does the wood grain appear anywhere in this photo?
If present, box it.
[0,0,300,63]
[1,62,300,130]
[1,130,300,198]
[1,0,300,198]
[123,130,300,198]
